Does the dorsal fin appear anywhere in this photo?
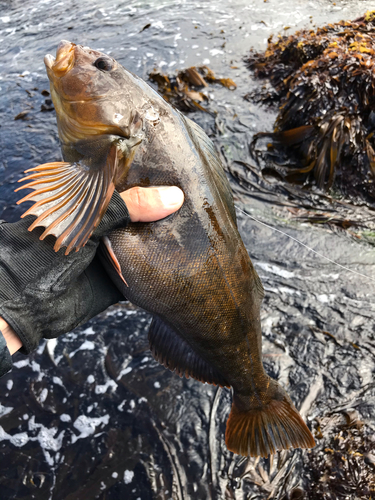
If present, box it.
[149,316,229,388]
[180,113,237,225]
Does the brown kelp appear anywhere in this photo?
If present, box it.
[305,410,375,499]
[149,65,236,113]
[231,409,375,498]
[246,11,375,201]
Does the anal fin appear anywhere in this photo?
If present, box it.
[149,316,229,388]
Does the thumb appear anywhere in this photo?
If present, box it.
[120,186,184,222]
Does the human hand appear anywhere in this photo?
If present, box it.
[0,186,184,365]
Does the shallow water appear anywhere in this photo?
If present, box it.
[0,0,374,499]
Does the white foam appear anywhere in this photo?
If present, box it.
[0,415,64,451]
[256,262,295,279]
[37,426,64,452]
[71,414,110,443]
[153,20,164,29]
[52,377,64,387]
[13,359,29,369]
[124,470,134,484]
[0,426,29,447]
[95,380,117,394]
[117,400,126,412]
[69,340,95,358]
[39,388,48,403]
[46,338,58,365]
[116,366,132,379]
[279,286,301,296]
[82,326,95,335]
[317,294,336,304]
[210,49,224,56]
[60,414,71,423]
[0,404,13,418]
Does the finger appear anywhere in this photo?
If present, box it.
[0,318,23,355]
[120,186,184,222]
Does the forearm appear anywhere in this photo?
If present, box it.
[0,318,22,355]
[0,186,184,374]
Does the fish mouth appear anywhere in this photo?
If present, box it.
[45,40,75,77]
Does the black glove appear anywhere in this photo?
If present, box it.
[0,190,129,355]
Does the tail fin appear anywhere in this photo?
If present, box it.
[225,385,315,457]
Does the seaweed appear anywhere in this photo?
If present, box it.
[246,11,375,202]
[219,410,375,500]
[149,65,236,114]
[305,410,375,499]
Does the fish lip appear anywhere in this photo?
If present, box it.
[44,54,56,69]
[45,41,75,78]
[57,40,73,52]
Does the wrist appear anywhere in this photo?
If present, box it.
[0,318,23,355]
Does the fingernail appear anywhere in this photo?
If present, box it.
[158,186,184,208]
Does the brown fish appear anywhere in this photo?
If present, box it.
[16,41,315,457]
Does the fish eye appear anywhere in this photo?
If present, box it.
[94,57,113,72]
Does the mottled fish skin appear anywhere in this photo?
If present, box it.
[105,109,267,394]
[18,42,315,457]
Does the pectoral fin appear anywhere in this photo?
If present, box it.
[16,137,120,254]
[149,316,229,387]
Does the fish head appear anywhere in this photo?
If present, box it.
[44,41,143,143]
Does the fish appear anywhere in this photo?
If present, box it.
[16,41,315,457]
